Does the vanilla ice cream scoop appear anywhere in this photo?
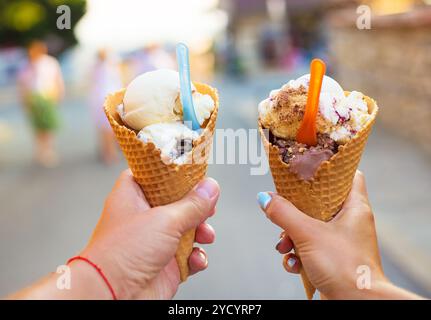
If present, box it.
[293,74,345,99]
[121,69,215,130]
[137,122,199,165]
[122,69,181,129]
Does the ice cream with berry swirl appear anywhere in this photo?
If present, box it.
[258,74,372,144]
[258,74,375,180]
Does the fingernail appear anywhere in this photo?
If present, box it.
[198,249,206,260]
[287,257,296,268]
[198,249,208,266]
[257,192,272,210]
[195,178,219,200]
[275,238,282,251]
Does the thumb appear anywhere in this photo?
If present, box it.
[162,177,220,233]
[257,192,320,241]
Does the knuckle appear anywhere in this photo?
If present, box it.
[188,193,209,216]
[153,208,177,229]
[356,170,366,183]
[352,202,374,222]
[120,169,132,179]
[364,207,375,224]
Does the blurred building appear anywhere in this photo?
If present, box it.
[218,0,346,75]
[326,0,431,155]
[219,0,431,154]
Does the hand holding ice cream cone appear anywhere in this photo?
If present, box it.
[258,171,396,300]
[258,59,378,299]
[80,170,219,299]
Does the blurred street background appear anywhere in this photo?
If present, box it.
[1,0,430,299]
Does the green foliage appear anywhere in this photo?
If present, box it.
[0,0,86,52]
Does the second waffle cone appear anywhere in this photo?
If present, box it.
[259,94,378,299]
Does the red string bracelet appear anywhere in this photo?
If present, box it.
[67,256,117,300]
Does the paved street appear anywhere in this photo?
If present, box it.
[0,74,430,299]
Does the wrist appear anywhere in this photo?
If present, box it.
[325,276,423,300]
[9,256,130,300]
[363,279,424,300]
[323,270,389,300]
[66,260,114,300]
[80,247,136,300]
[13,260,115,300]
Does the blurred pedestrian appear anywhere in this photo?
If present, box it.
[89,49,122,164]
[130,44,175,79]
[17,40,64,167]
[146,43,176,70]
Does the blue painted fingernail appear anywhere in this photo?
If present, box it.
[257,192,272,210]
[287,257,296,268]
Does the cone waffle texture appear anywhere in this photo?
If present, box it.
[259,94,378,299]
[104,83,219,282]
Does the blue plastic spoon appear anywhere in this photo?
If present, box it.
[176,43,200,131]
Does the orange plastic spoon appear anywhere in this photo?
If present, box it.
[296,59,326,146]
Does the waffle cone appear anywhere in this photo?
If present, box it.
[259,94,378,299]
[104,83,219,282]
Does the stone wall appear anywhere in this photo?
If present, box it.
[326,8,431,155]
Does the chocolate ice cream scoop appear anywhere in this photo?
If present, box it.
[289,149,334,180]
[271,134,338,180]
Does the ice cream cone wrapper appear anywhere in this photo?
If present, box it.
[104,83,219,282]
[259,94,378,299]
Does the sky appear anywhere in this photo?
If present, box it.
[75,0,228,52]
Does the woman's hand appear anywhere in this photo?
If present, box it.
[80,170,220,299]
[258,171,422,299]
